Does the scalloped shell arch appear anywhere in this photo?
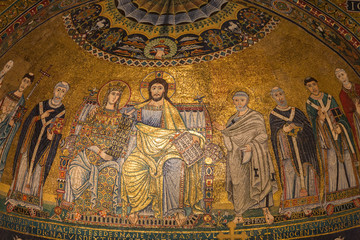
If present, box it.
[115,0,228,25]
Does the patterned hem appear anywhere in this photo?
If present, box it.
[279,202,322,214]
[5,199,42,211]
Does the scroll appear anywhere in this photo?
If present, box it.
[106,115,135,158]
[172,131,204,166]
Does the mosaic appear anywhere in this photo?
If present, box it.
[63,2,280,66]
[0,0,359,239]
[115,0,229,25]
[0,0,359,73]
[0,66,360,239]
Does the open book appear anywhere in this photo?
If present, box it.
[172,131,204,166]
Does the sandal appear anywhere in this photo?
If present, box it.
[263,208,274,225]
[233,216,245,224]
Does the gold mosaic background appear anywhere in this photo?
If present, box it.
[0,14,358,209]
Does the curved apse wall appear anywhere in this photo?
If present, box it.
[0,0,360,239]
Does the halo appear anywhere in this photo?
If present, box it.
[140,71,176,100]
[97,80,131,110]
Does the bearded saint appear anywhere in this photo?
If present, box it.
[269,87,321,218]
[215,91,278,224]
[6,82,68,214]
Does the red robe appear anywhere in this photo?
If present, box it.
[339,82,360,152]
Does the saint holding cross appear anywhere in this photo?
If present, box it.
[6,80,69,215]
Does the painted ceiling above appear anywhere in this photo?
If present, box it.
[115,0,228,25]
[0,0,360,71]
[63,0,279,66]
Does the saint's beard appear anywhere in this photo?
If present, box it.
[342,79,350,86]
[52,97,62,105]
[236,105,247,112]
[276,99,288,108]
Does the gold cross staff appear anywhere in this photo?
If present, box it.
[26,65,52,100]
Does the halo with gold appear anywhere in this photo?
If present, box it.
[140,71,176,100]
[97,80,131,110]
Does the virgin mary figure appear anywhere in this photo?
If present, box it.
[63,81,131,218]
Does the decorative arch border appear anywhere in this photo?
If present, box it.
[247,0,360,75]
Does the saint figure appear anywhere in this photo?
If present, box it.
[304,77,360,214]
[269,87,321,218]
[63,82,127,218]
[214,91,278,224]
[0,73,34,180]
[6,82,69,215]
[121,78,205,226]
[336,68,360,153]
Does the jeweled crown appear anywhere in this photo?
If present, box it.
[108,82,126,93]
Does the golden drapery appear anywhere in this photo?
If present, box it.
[121,100,205,218]
[67,108,121,215]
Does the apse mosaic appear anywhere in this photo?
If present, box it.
[63,1,279,66]
[0,0,360,239]
[1,67,360,239]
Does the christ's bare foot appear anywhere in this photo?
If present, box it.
[128,213,138,225]
[175,213,187,226]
